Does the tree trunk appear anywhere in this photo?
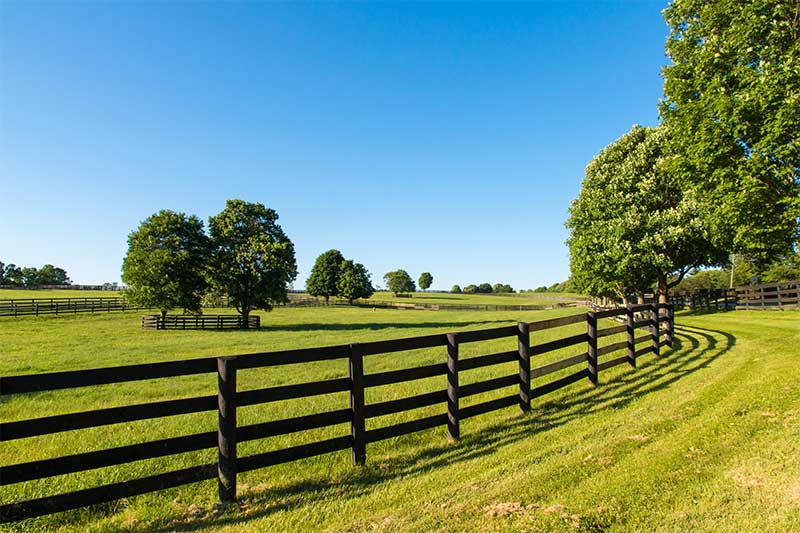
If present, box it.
[325,295,330,303]
[636,292,644,304]
[161,309,167,319]
[657,273,668,305]
[241,307,250,330]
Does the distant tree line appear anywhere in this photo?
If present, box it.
[451,282,514,294]
[0,261,71,287]
[122,199,297,326]
[673,252,800,292]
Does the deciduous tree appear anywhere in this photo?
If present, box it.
[418,272,433,291]
[383,269,415,295]
[122,210,210,317]
[306,249,345,302]
[208,200,297,326]
[337,260,374,304]
[661,0,800,260]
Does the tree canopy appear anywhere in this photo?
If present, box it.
[566,125,727,303]
[208,199,297,325]
[337,260,374,303]
[0,261,71,286]
[306,249,345,302]
[661,0,800,260]
[383,269,415,295]
[418,272,433,291]
[121,210,210,317]
[450,284,462,293]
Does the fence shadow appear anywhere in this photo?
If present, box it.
[153,324,735,532]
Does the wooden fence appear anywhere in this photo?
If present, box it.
[671,280,800,311]
[0,304,673,522]
[141,314,261,330]
[0,297,132,317]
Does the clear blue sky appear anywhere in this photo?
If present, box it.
[0,1,667,290]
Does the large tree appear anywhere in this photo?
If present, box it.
[35,264,71,285]
[418,272,433,291]
[337,260,374,304]
[566,125,728,304]
[306,249,345,302]
[383,269,415,295]
[122,210,210,318]
[208,199,297,326]
[661,0,800,260]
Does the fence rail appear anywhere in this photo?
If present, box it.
[141,314,260,330]
[0,297,132,317]
[671,280,800,311]
[0,304,674,523]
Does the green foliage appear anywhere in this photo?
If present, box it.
[121,210,209,316]
[306,249,345,302]
[0,261,70,286]
[566,125,727,302]
[463,284,478,294]
[450,284,462,293]
[383,269,416,295]
[477,283,493,294]
[493,283,514,293]
[208,200,297,322]
[661,0,800,260]
[418,272,433,291]
[336,260,374,303]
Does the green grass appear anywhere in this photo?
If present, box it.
[1,308,799,532]
[359,291,586,306]
[0,289,122,300]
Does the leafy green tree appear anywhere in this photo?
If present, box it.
[337,260,374,304]
[36,264,71,285]
[477,283,493,294]
[383,269,415,295]
[463,284,478,294]
[450,284,462,293]
[567,125,728,304]
[418,272,433,291]
[661,0,800,260]
[3,264,23,286]
[306,249,345,302]
[122,210,210,318]
[493,283,514,293]
[208,199,297,327]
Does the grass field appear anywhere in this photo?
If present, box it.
[360,291,585,306]
[1,307,799,532]
[0,289,123,300]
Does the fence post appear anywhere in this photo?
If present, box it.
[668,303,675,347]
[217,356,238,503]
[651,304,660,357]
[664,304,673,348]
[446,333,460,441]
[587,311,598,386]
[517,322,531,412]
[626,306,635,368]
[349,343,366,465]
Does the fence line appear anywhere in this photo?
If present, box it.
[141,314,260,330]
[0,304,673,522]
[671,279,800,311]
[0,297,135,317]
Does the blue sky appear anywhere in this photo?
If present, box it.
[0,1,667,290]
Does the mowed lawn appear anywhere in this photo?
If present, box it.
[0,307,799,532]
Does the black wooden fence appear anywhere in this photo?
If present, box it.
[0,304,673,522]
[671,280,800,311]
[141,314,260,330]
[0,297,132,317]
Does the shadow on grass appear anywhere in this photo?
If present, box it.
[143,323,735,532]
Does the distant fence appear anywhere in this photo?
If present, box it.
[0,285,124,291]
[672,280,800,311]
[141,314,260,330]
[0,303,673,522]
[0,297,133,317]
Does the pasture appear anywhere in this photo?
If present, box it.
[1,306,798,532]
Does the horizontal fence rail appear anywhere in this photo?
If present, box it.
[0,304,674,523]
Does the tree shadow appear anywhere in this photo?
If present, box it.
[145,323,736,532]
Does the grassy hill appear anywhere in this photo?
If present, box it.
[1,308,798,532]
